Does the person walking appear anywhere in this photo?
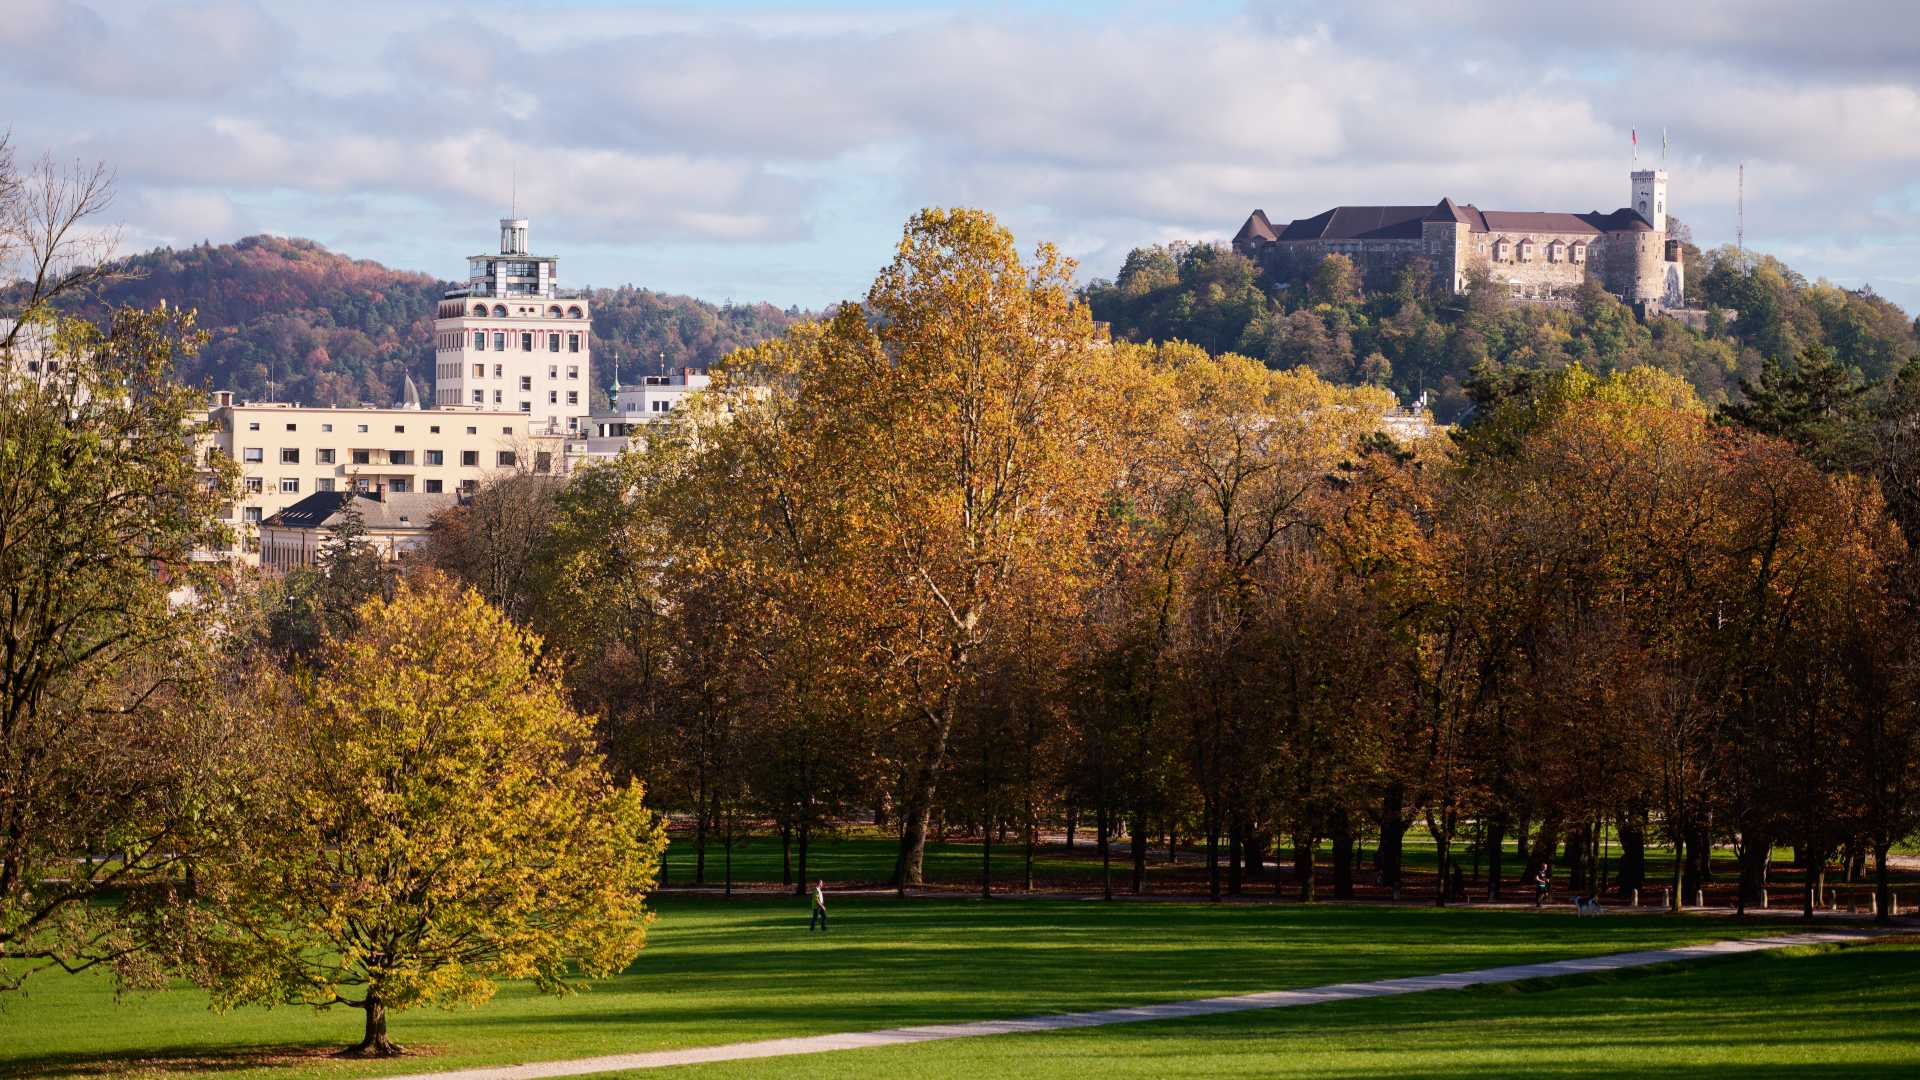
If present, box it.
[809,879,828,932]
[1533,863,1551,908]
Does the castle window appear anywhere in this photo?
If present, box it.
[1571,243,1587,264]
[1546,240,1564,263]
[1516,239,1534,263]
[1492,239,1510,261]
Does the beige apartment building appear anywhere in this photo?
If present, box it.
[203,388,560,559]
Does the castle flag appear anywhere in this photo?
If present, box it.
[1632,128,1638,161]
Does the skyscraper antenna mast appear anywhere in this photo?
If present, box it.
[511,163,517,220]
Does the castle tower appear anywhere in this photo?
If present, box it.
[431,219,593,438]
[1630,169,1667,233]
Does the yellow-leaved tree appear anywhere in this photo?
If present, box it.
[200,575,665,1057]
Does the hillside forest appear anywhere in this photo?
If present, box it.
[1086,224,1919,422]
[33,235,805,408]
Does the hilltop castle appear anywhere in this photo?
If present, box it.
[1232,170,1685,312]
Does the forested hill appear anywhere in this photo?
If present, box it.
[47,235,805,407]
[1085,236,1920,423]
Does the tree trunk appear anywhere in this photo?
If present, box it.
[1374,783,1412,889]
[1875,838,1893,926]
[342,995,403,1058]
[1245,824,1267,881]
[1227,819,1243,896]
[781,820,792,889]
[1736,833,1770,913]
[1331,811,1354,901]
[796,817,810,897]
[980,806,993,901]
[1130,807,1147,895]
[1066,806,1077,848]
[1294,832,1316,902]
[1616,814,1646,898]
[1484,815,1505,901]
[1206,816,1222,902]
[1566,826,1588,894]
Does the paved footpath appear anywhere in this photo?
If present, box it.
[391,931,1869,1080]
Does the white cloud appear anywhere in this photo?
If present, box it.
[1,0,1915,314]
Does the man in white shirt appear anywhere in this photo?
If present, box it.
[810,880,828,932]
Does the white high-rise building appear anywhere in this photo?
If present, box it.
[432,218,593,437]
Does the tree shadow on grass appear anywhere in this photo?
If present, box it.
[0,1043,441,1079]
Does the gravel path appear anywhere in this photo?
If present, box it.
[384,930,1870,1080]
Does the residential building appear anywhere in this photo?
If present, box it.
[576,368,714,461]
[201,388,558,559]
[258,490,457,574]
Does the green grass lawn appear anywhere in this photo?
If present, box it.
[0,899,1803,1079]
[660,938,1920,1079]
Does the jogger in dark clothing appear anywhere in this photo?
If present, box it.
[810,880,827,932]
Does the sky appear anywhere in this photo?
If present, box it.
[3,0,1918,315]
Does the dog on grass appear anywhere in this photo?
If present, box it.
[1575,895,1605,916]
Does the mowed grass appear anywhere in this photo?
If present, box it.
[662,939,1920,1080]
[0,899,1796,1079]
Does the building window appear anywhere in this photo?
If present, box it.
[472,364,485,379]
[424,479,443,493]
[425,449,444,465]
[548,390,558,404]
[567,417,578,431]
[474,331,486,350]
[318,448,335,464]
[461,450,479,467]
[493,390,503,404]
[280,478,300,493]
[493,332,506,351]
[568,334,580,353]
[248,421,260,431]
[519,401,531,412]
[519,376,532,391]
[519,332,532,351]
[466,426,477,435]
[652,400,669,412]
[492,304,507,318]
[566,391,578,405]
[535,452,553,473]
[390,450,413,465]
[352,450,371,465]
[280,448,300,464]
[322,423,333,432]
[357,424,369,433]
[548,333,560,352]
[244,506,263,523]
[430,425,440,434]
[317,478,335,492]
[388,478,410,493]
[567,365,579,378]
[394,425,405,433]
[497,451,517,467]
[549,365,558,379]
[568,305,583,318]
[243,447,264,463]
[286,422,297,432]
[244,477,263,494]
[472,390,484,404]
[460,480,478,494]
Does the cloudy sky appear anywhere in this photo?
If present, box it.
[4,0,1918,314]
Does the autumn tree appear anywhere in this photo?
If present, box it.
[199,578,665,1057]
[736,209,1117,888]
[0,300,247,991]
